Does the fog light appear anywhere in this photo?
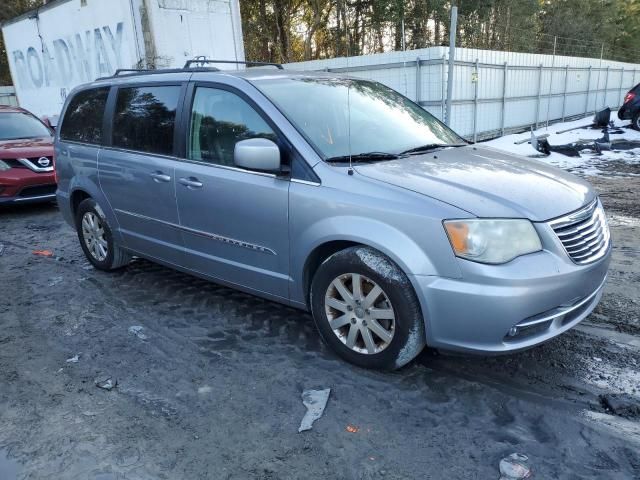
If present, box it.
[507,327,518,337]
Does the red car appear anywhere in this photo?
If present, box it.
[0,105,56,204]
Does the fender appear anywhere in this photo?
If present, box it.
[290,215,462,305]
[67,175,124,245]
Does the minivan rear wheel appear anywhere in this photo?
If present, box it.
[633,112,640,131]
[310,246,425,370]
[76,198,131,271]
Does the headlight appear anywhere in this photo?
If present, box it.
[0,160,11,171]
[444,219,542,264]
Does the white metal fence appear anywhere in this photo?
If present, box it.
[0,86,18,107]
[284,47,640,141]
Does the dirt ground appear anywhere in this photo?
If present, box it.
[1,175,639,479]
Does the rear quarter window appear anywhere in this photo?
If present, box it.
[60,87,109,144]
[112,85,181,156]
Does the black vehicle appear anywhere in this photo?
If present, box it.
[618,83,640,130]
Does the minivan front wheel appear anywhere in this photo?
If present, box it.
[76,198,131,271]
[310,246,425,370]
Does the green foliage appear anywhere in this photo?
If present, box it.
[1,0,39,85]
[240,0,640,64]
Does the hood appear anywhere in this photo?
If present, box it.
[0,136,54,160]
[354,145,595,221]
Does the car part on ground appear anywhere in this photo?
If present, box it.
[298,389,331,432]
[554,107,612,135]
[530,127,640,157]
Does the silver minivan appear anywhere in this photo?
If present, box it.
[55,62,611,369]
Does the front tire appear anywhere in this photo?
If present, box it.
[76,198,130,271]
[310,246,425,370]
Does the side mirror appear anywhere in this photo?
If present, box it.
[234,138,281,172]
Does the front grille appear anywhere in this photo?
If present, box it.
[18,156,54,172]
[1,159,26,168]
[18,184,56,197]
[549,199,610,264]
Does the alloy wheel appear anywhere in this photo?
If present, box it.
[324,273,395,354]
[81,211,108,262]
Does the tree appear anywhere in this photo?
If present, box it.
[0,0,39,85]
[239,0,639,65]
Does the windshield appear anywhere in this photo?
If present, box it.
[253,77,465,160]
[0,112,52,141]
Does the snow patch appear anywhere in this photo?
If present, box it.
[354,247,425,367]
[396,321,424,368]
[355,247,404,283]
[484,115,640,177]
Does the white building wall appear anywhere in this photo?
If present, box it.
[1,0,141,120]
[2,0,245,120]
[145,0,244,69]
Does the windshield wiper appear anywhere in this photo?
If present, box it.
[400,143,467,155]
[324,152,403,163]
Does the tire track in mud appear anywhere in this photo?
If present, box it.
[2,203,638,411]
[1,199,640,478]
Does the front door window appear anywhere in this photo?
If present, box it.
[188,87,277,167]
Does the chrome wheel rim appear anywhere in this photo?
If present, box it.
[81,211,108,262]
[324,273,395,354]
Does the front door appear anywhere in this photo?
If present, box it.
[175,85,290,299]
[98,84,185,265]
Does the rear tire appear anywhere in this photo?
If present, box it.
[310,246,425,370]
[76,198,130,271]
[633,112,640,131]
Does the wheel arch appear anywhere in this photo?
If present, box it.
[302,240,361,307]
[70,189,91,218]
[67,176,122,243]
[292,215,442,308]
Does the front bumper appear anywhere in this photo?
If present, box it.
[410,225,611,354]
[0,168,56,204]
[617,104,635,120]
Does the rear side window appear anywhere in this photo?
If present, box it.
[60,88,109,144]
[112,85,180,156]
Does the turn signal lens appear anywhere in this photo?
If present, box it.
[444,219,542,264]
[445,222,470,253]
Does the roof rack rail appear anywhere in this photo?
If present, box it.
[113,68,148,76]
[97,66,221,80]
[183,59,284,70]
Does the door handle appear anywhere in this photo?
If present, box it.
[178,177,203,189]
[150,171,171,183]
